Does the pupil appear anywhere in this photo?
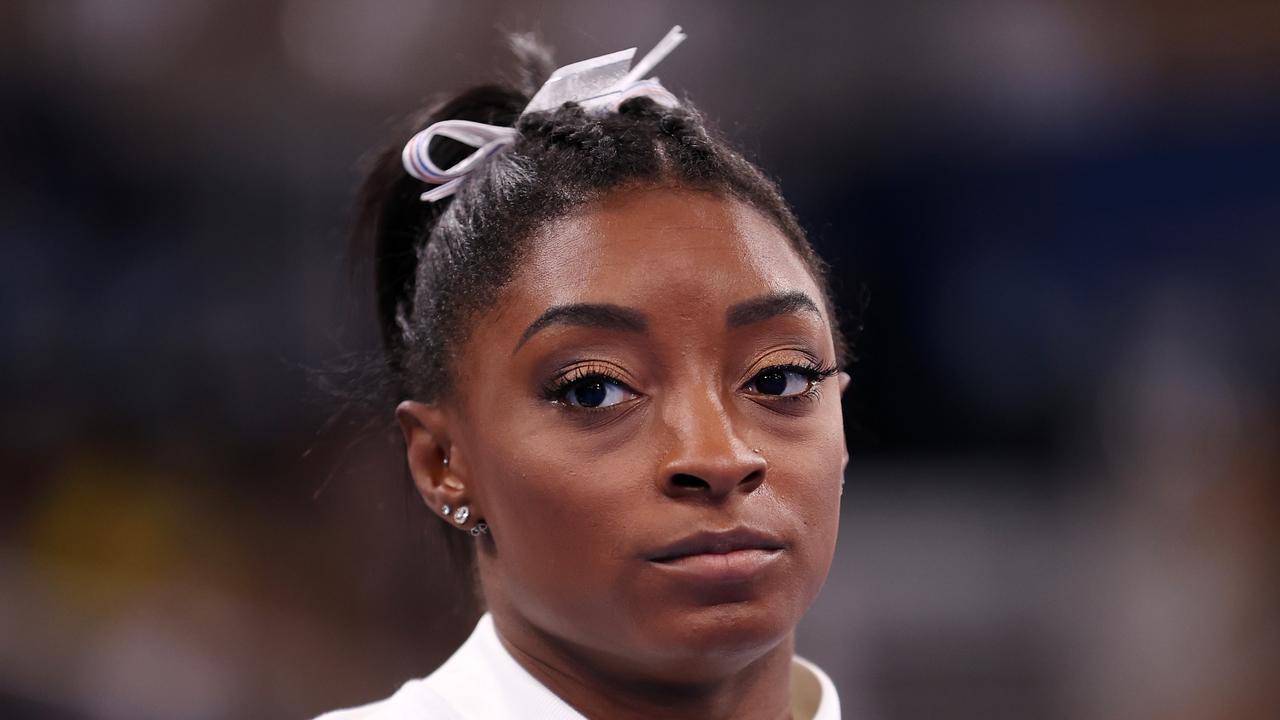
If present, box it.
[756,369,788,395]
[574,379,607,407]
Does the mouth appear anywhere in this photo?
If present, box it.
[646,528,786,584]
[647,527,786,563]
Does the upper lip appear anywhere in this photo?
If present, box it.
[646,527,785,562]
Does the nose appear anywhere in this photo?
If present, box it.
[658,390,767,501]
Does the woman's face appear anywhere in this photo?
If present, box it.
[417,187,846,681]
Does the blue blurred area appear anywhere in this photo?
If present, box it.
[809,102,1280,463]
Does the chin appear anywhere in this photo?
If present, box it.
[632,597,804,682]
[616,547,832,679]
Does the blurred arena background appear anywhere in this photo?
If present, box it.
[1,1,1278,718]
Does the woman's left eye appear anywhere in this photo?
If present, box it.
[745,366,818,397]
[558,375,636,409]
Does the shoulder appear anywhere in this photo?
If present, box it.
[311,679,464,720]
[310,613,583,720]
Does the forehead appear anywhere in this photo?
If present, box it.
[506,187,822,316]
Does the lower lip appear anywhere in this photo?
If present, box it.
[649,548,783,584]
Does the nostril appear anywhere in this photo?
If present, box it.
[670,473,709,490]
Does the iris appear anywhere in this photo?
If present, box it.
[753,369,788,395]
[570,378,609,408]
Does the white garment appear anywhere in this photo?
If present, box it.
[316,613,839,720]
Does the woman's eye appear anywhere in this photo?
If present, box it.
[560,375,635,408]
[747,367,815,397]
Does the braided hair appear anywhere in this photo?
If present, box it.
[353,40,846,406]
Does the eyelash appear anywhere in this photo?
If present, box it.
[542,360,839,409]
[541,363,632,407]
[751,362,840,403]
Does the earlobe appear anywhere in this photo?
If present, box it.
[396,401,488,536]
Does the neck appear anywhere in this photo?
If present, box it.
[491,613,796,720]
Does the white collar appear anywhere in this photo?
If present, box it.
[316,613,840,720]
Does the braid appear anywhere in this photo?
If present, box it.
[356,55,844,405]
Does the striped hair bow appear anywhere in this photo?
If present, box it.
[401,26,687,202]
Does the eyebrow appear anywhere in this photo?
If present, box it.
[514,303,649,353]
[513,291,822,354]
[725,291,822,328]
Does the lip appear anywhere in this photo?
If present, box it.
[647,527,786,561]
[646,528,786,584]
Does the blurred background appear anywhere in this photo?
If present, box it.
[2,1,1278,718]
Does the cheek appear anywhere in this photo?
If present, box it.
[774,402,846,586]
[472,437,643,590]
[805,401,847,520]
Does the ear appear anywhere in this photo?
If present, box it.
[837,372,851,475]
[396,400,468,519]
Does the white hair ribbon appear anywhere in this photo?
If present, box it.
[401,25,687,202]
[401,120,519,203]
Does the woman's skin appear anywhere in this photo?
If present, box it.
[398,186,850,720]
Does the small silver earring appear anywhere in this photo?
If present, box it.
[752,447,762,454]
[442,455,450,467]
[441,503,451,517]
[452,505,470,524]
[470,521,488,537]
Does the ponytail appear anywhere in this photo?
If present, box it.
[351,87,525,387]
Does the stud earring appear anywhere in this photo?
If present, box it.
[442,455,449,467]
[441,503,451,517]
[452,505,470,524]
[470,521,489,537]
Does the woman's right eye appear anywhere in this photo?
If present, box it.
[556,375,638,409]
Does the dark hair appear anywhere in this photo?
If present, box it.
[354,40,846,406]
[349,39,847,583]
